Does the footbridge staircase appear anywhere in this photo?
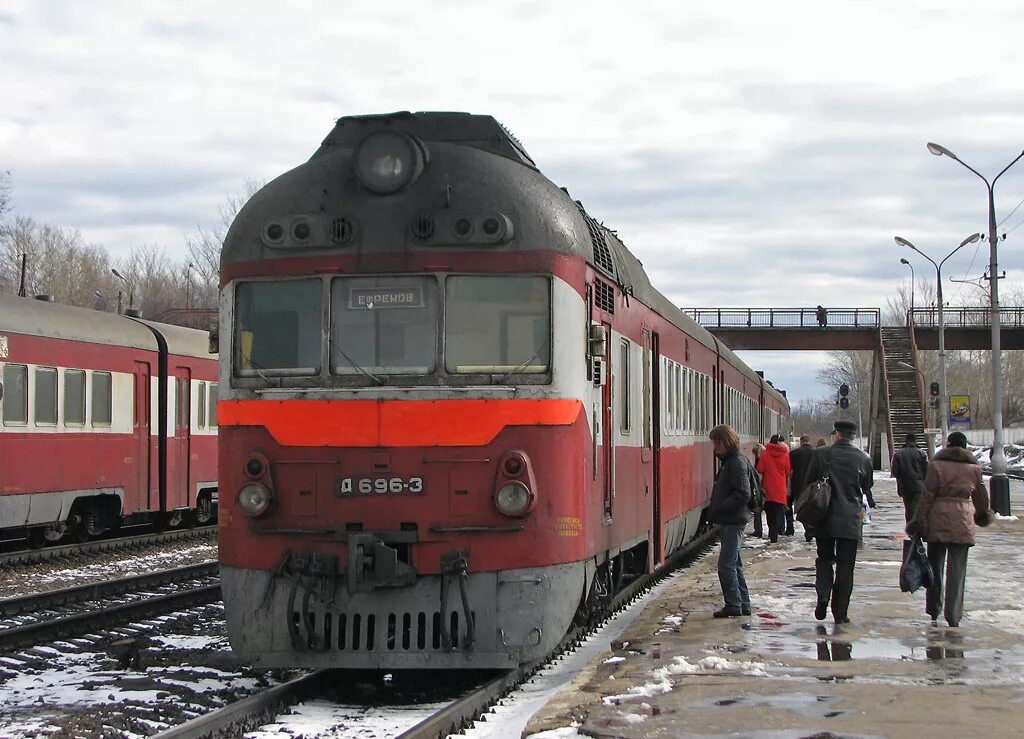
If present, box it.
[874,326,928,462]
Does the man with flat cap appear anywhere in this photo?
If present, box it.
[804,420,874,624]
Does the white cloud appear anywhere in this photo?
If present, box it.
[2,0,1024,400]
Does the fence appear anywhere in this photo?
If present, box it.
[908,306,1024,328]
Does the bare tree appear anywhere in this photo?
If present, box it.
[0,216,119,306]
[186,180,263,309]
[816,350,874,432]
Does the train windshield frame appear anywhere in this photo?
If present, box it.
[233,279,323,377]
[230,273,552,386]
[444,275,550,375]
[330,275,438,376]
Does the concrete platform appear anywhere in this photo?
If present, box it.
[524,475,1024,739]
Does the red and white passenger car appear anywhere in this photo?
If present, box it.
[0,294,218,544]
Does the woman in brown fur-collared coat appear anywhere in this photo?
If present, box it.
[908,431,993,627]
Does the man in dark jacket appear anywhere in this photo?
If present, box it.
[707,424,753,618]
[805,420,874,624]
[891,432,928,523]
[788,435,815,538]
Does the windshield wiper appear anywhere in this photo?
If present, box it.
[335,346,387,385]
[496,340,550,385]
[241,353,281,387]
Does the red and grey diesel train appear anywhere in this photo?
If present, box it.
[217,112,790,670]
[0,295,219,545]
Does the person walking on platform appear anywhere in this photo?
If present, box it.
[891,432,928,523]
[789,435,815,538]
[908,431,993,628]
[750,442,766,538]
[806,420,874,624]
[756,434,791,543]
[707,424,752,618]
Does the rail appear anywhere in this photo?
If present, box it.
[684,308,880,329]
[907,306,1024,328]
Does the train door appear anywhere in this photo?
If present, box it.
[173,368,191,510]
[133,361,152,513]
[648,331,662,562]
[601,322,614,521]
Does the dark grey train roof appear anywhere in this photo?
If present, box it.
[222,111,785,406]
[0,294,212,359]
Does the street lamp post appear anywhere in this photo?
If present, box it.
[928,142,1024,515]
[900,257,915,321]
[111,269,133,314]
[894,233,982,445]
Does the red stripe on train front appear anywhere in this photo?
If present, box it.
[218,398,584,447]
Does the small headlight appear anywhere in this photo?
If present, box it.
[238,483,272,517]
[355,131,422,194]
[495,482,533,517]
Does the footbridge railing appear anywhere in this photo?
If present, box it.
[685,308,880,329]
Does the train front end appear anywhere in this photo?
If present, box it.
[218,113,598,669]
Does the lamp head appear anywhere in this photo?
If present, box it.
[960,232,982,247]
[927,142,958,160]
[900,257,911,265]
[894,236,914,248]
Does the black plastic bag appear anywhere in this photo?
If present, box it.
[899,534,934,593]
[795,477,831,526]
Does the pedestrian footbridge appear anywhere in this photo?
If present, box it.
[684,306,1024,468]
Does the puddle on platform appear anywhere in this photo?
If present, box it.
[683,691,845,719]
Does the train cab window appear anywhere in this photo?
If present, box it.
[198,382,207,428]
[2,364,28,425]
[64,369,86,426]
[235,280,322,377]
[208,383,218,427]
[331,276,437,375]
[618,340,630,433]
[178,378,190,429]
[92,371,112,426]
[34,367,58,425]
[445,276,550,376]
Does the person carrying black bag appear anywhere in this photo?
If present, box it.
[804,420,874,624]
[907,431,993,627]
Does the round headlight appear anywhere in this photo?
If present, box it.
[495,482,533,518]
[354,131,422,194]
[238,483,272,517]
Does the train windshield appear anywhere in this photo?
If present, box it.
[445,276,550,374]
[330,276,438,375]
[234,280,322,376]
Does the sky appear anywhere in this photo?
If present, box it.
[2,0,1024,402]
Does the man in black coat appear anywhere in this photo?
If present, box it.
[707,424,753,618]
[891,432,928,523]
[788,435,815,538]
[804,420,874,624]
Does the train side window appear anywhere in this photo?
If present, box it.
[198,382,207,428]
[34,367,58,425]
[665,360,673,434]
[208,383,218,428]
[64,369,86,426]
[618,339,630,433]
[2,364,28,425]
[92,371,112,426]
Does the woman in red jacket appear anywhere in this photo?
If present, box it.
[756,434,792,543]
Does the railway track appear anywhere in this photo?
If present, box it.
[0,525,216,568]
[0,561,220,653]
[155,526,719,739]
